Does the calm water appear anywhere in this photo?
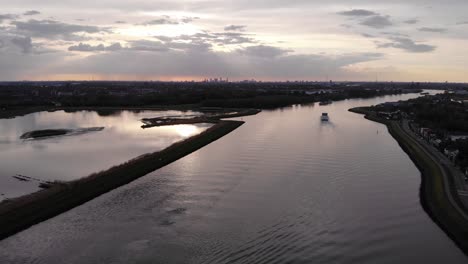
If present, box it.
[1,92,467,263]
[0,110,210,200]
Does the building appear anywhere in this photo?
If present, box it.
[420,128,431,139]
[449,135,468,141]
[444,147,459,162]
[431,139,442,147]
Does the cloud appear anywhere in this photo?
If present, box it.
[140,18,179,26]
[404,19,419,24]
[456,21,468,25]
[361,33,376,38]
[224,25,247,31]
[11,36,33,54]
[12,19,109,40]
[154,31,256,47]
[0,14,17,22]
[238,45,291,58]
[338,9,378,17]
[68,42,123,52]
[24,10,41,16]
[69,40,203,53]
[181,17,199,23]
[53,47,383,81]
[382,32,409,37]
[418,27,447,33]
[360,15,393,28]
[214,32,256,45]
[128,40,171,52]
[377,37,436,53]
[140,16,198,26]
[0,47,65,80]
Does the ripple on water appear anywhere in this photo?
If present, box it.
[0,92,466,264]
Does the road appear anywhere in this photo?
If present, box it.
[400,119,468,212]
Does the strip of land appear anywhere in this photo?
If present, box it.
[350,107,468,255]
[141,108,260,128]
[0,120,244,240]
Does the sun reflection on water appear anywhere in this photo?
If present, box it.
[172,124,202,138]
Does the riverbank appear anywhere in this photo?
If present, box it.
[0,120,244,240]
[350,107,468,255]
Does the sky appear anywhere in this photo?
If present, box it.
[0,0,468,82]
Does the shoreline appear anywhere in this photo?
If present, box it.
[0,89,418,120]
[0,120,245,240]
[349,107,468,255]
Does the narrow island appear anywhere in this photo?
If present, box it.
[0,116,249,240]
[349,98,468,255]
[20,127,105,140]
[141,108,260,128]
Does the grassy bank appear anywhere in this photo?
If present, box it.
[0,120,244,240]
[350,107,468,255]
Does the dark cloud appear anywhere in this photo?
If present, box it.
[115,20,126,24]
[11,36,33,53]
[456,21,468,25]
[377,37,436,53]
[0,14,17,22]
[12,19,109,40]
[337,9,378,17]
[239,45,291,58]
[224,25,247,31]
[68,42,122,52]
[360,15,393,28]
[24,10,41,16]
[404,19,419,24]
[418,27,447,33]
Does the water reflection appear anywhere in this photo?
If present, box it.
[2,91,466,264]
[173,125,204,138]
[0,110,211,200]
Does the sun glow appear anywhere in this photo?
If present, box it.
[173,125,201,138]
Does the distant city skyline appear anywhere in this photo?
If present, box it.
[1,1,468,82]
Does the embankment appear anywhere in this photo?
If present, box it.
[350,107,468,255]
[0,120,244,240]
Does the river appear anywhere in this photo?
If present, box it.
[0,92,466,263]
[0,110,209,200]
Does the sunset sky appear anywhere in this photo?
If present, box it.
[1,0,468,82]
